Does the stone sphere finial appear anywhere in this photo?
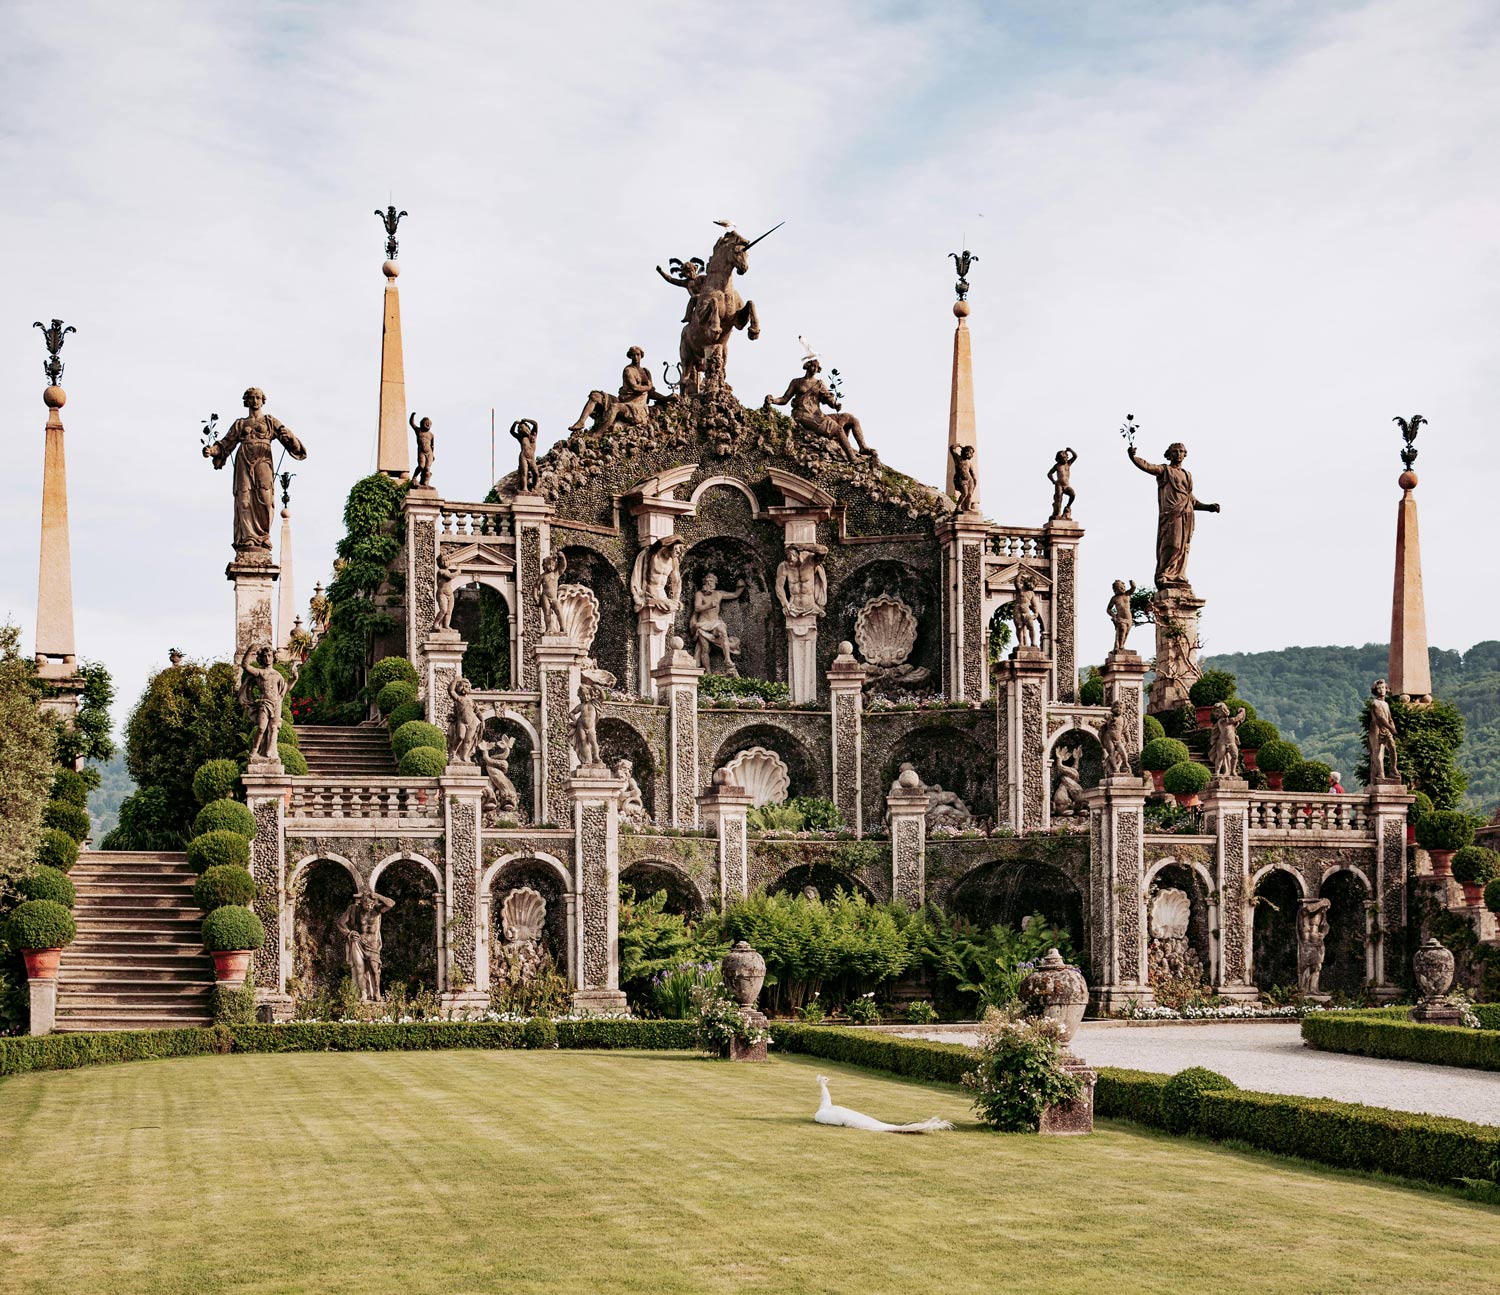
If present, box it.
[838,640,854,656]
[382,259,400,280]
[671,635,685,650]
[43,385,66,410]
[953,299,971,319]
[1399,469,1418,491]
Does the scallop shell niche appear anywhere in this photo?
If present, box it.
[719,747,791,807]
[555,584,600,651]
[500,885,547,947]
[854,595,918,668]
[1149,887,1191,942]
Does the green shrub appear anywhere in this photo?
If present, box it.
[278,745,309,776]
[522,1016,558,1049]
[202,905,266,953]
[905,1000,939,1024]
[392,720,446,762]
[1410,791,1434,821]
[212,980,257,1025]
[0,1027,225,1078]
[193,798,256,840]
[1142,714,1166,744]
[1486,879,1500,916]
[187,830,251,875]
[1255,739,1301,774]
[387,700,424,731]
[1451,846,1500,887]
[1416,810,1475,852]
[1094,1067,1167,1126]
[376,680,418,716]
[398,746,447,777]
[1141,737,1191,771]
[192,759,242,807]
[34,827,79,873]
[1188,670,1236,707]
[42,799,91,843]
[747,802,805,832]
[963,1009,1082,1131]
[1284,759,1333,794]
[5,899,77,950]
[785,796,844,832]
[1238,718,1278,750]
[1224,699,1256,723]
[50,768,92,808]
[844,993,880,1024]
[1161,1066,1239,1133]
[194,865,257,912]
[16,866,76,909]
[366,656,419,695]
[698,674,792,706]
[1079,675,1105,707]
[1302,1013,1500,1072]
[106,785,181,851]
[771,1023,972,1083]
[1161,761,1211,796]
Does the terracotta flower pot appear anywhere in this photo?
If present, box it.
[1265,771,1284,791]
[1173,793,1201,808]
[1428,849,1455,877]
[1241,748,1259,772]
[1149,769,1165,793]
[212,950,253,984]
[1461,882,1485,907]
[21,948,61,980]
[1194,705,1213,729]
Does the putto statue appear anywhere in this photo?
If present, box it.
[510,418,539,493]
[1011,572,1043,651]
[1051,745,1086,817]
[569,346,672,435]
[614,758,651,829]
[950,445,978,512]
[1208,701,1247,779]
[408,412,435,488]
[448,675,483,765]
[337,888,396,1002]
[1101,696,1133,777]
[1107,580,1136,655]
[1296,898,1332,995]
[667,220,778,392]
[775,544,828,618]
[764,356,872,462]
[536,552,567,635]
[1127,438,1219,589]
[239,644,294,763]
[1367,678,1402,782]
[432,549,465,634]
[570,665,615,769]
[1048,448,1078,520]
[631,535,684,619]
[202,388,308,556]
[690,572,746,674]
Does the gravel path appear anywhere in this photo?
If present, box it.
[896,1023,1500,1125]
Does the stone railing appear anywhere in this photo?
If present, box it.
[988,528,1048,560]
[439,502,513,538]
[287,780,443,822]
[1248,792,1369,833]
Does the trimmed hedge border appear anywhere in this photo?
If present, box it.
[1302,1012,1500,1073]
[771,1023,971,1083]
[1476,1004,1500,1032]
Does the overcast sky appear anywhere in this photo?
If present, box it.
[2,0,1497,731]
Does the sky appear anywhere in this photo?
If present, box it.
[2,0,1497,732]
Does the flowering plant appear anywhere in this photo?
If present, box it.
[844,992,880,1024]
[692,983,769,1053]
[962,1005,1082,1132]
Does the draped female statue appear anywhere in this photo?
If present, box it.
[203,388,308,555]
[1126,441,1218,589]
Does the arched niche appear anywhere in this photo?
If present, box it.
[1047,727,1104,807]
[712,722,826,800]
[767,863,873,903]
[481,713,535,823]
[561,545,629,685]
[1251,868,1303,993]
[457,584,512,690]
[1318,868,1370,996]
[621,860,704,918]
[372,858,441,994]
[882,726,993,820]
[950,859,1084,956]
[678,535,775,682]
[291,858,358,995]
[486,857,570,983]
[598,718,656,818]
[826,559,939,684]
[1144,860,1214,994]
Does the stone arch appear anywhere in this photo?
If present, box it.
[372,855,443,995]
[290,857,359,996]
[1044,725,1105,821]
[1143,859,1217,990]
[690,475,761,517]
[1251,867,1303,993]
[712,722,827,800]
[621,859,707,917]
[597,717,657,819]
[766,862,874,902]
[1318,867,1371,996]
[949,858,1085,956]
[826,558,939,684]
[456,583,513,690]
[880,725,993,820]
[481,852,575,994]
[561,545,630,684]
[481,712,537,823]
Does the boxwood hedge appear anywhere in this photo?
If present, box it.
[1302,1012,1500,1073]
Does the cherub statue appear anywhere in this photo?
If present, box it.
[690,572,745,674]
[656,256,707,323]
[478,734,520,817]
[570,683,606,768]
[950,444,978,512]
[1047,447,1078,520]
[1107,579,1137,655]
[764,357,872,462]
[1208,701,1247,779]
[448,675,483,765]
[569,346,672,435]
[1101,696,1134,777]
[1011,572,1042,650]
[239,643,295,761]
[409,412,435,488]
[1051,744,1086,817]
[1367,678,1401,782]
[535,552,566,635]
[511,418,539,493]
[614,758,651,829]
[432,549,465,634]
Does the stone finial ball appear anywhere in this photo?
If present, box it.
[1399,469,1418,490]
[43,385,66,409]
[838,640,854,656]
[898,767,922,791]
[953,300,971,319]
[671,635,685,650]
[382,259,400,279]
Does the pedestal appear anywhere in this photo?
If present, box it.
[1366,783,1414,989]
[570,766,627,1014]
[827,643,866,836]
[785,611,820,704]
[887,784,928,908]
[1044,518,1084,704]
[938,515,991,703]
[1202,779,1258,1003]
[227,556,279,658]
[636,608,674,699]
[699,773,753,905]
[242,769,290,998]
[511,493,556,692]
[652,637,704,828]
[1410,1000,1464,1025]
[27,978,57,1036]
[1148,586,1204,715]
[998,647,1052,832]
[1101,650,1148,766]
[725,1009,769,1062]
[422,631,466,743]
[1039,1057,1096,1135]
[1083,776,1153,1013]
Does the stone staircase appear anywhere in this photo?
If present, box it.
[295,723,399,778]
[57,852,215,1032]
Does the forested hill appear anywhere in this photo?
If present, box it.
[1203,642,1500,814]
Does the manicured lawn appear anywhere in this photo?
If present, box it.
[1,1050,1496,1294]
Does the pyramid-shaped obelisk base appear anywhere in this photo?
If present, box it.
[277,505,296,654]
[35,382,82,725]
[945,299,977,504]
[1388,467,1432,702]
[376,259,409,478]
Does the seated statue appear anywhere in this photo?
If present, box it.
[763,357,872,462]
[690,572,745,674]
[614,758,651,829]
[924,783,973,832]
[569,346,671,435]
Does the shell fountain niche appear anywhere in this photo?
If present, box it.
[719,747,791,808]
[854,595,918,668]
[501,886,547,949]
[1149,888,1191,942]
[555,584,600,651]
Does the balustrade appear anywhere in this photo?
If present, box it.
[439,503,513,537]
[287,780,443,821]
[988,530,1049,560]
[1247,792,1367,833]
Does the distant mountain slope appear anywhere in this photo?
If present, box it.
[1203,642,1500,813]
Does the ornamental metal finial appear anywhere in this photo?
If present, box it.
[375,205,407,260]
[1393,414,1426,471]
[33,318,76,387]
[948,249,978,301]
[280,470,296,508]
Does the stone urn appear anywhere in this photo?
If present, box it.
[721,940,767,1011]
[1412,937,1454,1002]
[1018,948,1088,1043]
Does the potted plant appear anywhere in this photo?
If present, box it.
[5,899,77,980]
[1449,845,1499,907]
[1161,760,1211,808]
[1486,878,1500,916]
[1141,737,1191,794]
[1255,739,1301,791]
[1415,810,1475,877]
[1236,719,1278,773]
[202,904,266,984]
[1188,670,1236,729]
[1407,791,1433,846]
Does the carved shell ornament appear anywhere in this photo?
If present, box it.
[854,595,918,668]
[719,746,791,807]
[556,584,600,650]
[500,886,547,947]
[1149,887,1191,941]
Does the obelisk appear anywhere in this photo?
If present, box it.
[32,322,79,678]
[945,249,979,504]
[375,204,410,479]
[1388,416,1432,703]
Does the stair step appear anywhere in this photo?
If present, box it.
[56,1015,214,1032]
[66,961,214,978]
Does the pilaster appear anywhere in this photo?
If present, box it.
[699,771,753,905]
[998,647,1051,833]
[571,767,628,1013]
[652,636,704,828]
[1367,782,1415,993]
[227,557,280,659]
[242,770,291,1010]
[1083,776,1152,1013]
[1044,518,1083,703]
[887,775,929,908]
[403,488,442,677]
[827,642,866,836]
[440,773,487,1012]
[1101,649,1148,767]
[1201,779,1258,1003]
[27,978,57,1036]
[423,633,467,741]
[938,515,991,703]
[536,637,585,826]
[511,493,554,691]
[1148,586,1204,715]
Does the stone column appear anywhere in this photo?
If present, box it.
[242,770,292,1014]
[227,558,280,659]
[1101,649,1148,767]
[34,382,77,684]
[403,488,442,677]
[1367,782,1415,997]
[1202,779,1258,1003]
[628,496,692,698]
[652,637,704,828]
[424,634,467,744]
[441,773,488,1013]
[276,503,297,656]
[1083,777,1152,1013]
[1148,586,1205,715]
[1044,518,1083,703]
[939,516,990,703]
[887,771,929,908]
[998,647,1052,833]
[27,976,57,1036]
[827,642,866,836]
[511,493,554,692]
[536,637,584,827]
[699,770,753,905]
[571,766,628,1014]
[945,296,978,502]
[770,509,830,705]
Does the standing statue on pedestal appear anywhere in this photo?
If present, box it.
[569,346,672,435]
[1296,898,1332,995]
[1127,439,1219,588]
[1367,678,1402,782]
[1048,448,1078,520]
[950,445,978,512]
[337,889,396,1003]
[239,644,294,761]
[690,573,745,674]
[408,413,435,488]
[1107,580,1136,654]
[1101,696,1134,777]
[1208,701,1247,779]
[1011,572,1043,651]
[670,221,777,392]
[203,388,308,556]
[448,675,483,765]
[431,549,465,634]
[511,418,540,493]
[764,356,872,462]
[775,544,828,617]
[631,535,684,618]
[571,677,611,769]
[536,552,567,635]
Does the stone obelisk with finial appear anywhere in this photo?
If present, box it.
[945,249,979,505]
[1389,415,1432,703]
[32,319,84,726]
[375,204,410,479]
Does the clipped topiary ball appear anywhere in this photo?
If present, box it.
[1161,1066,1239,1133]
[1486,878,1500,915]
[1255,739,1302,774]
[5,899,77,950]
[398,745,447,778]
[1141,737,1191,772]
[35,827,80,873]
[387,700,424,731]
[50,768,92,808]
[1188,669,1237,708]
[192,758,242,807]
[367,656,419,695]
[1451,845,1500,886]
[187,829,251,875]
[1237,718,1278,750]
[1142,714,1166,744]
[1161,760,1212,796]
[42,799,91,843]
[1284,760,1333,794]
[278,744,309,776]
[194,864,257,912]
[1416,809,1476,853]
[201,904,266,953]
[193,798,256,840]
[17,865,76,909]
[392,720,447,762]
[377,680,418,716]
[1079,675,1106,707]
[522,1016,558,1049]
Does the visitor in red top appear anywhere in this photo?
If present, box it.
[1328,771,1345,794]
